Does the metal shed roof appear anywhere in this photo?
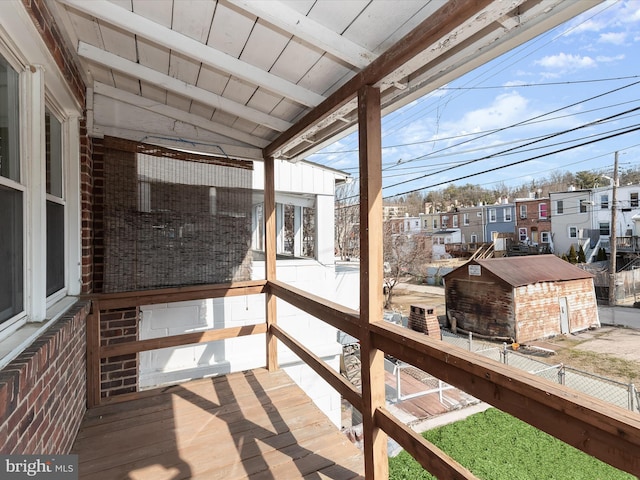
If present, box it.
[51,0,599,162]
[449,255,594,287]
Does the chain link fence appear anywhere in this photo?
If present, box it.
[441,330,638,412]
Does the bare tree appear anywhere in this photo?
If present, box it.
[335,180,360,260]
[382,222,428,308]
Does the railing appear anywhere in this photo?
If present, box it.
[86,279,640,478]
[616,236,640,252]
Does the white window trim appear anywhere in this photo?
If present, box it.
[0,46,82,360]
[488,208,497,223]
[568,226,578,238]
[538,204,547,219]
[503,207,512,222]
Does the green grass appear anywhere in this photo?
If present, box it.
[389,408,634,480]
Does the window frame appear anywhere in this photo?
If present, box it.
[539,203,548,220]
[601,194,609,209]
[569,226,578,238]
[541,231,550,243]
[631,192,639,208]
[488,208,497,223]
[556,200,564,215]
[519,205,527,219]
[503,207,512,222]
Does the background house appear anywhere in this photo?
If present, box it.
[549,188,596,258]
[514,197,552,244]
[444,255,599,343]
[483,202,516,244]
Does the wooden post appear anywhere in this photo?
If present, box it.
[264,156,278,371]
[86,301,101,408]
[358,85,388,479]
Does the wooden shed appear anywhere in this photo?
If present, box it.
[444,255,599,343]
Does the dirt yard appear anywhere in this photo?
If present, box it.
[388,282,640,383]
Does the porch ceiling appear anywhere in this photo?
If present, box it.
[53,0,599,161]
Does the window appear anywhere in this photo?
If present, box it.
[463,213,469,226]
[569,226,578,238]
[432,218,438,229]
[599,222,610,236]
[470,234,478,243]
[631,192,639,208]
[452,215,458,228]
[539,203,547,220]
[519,205,527,219]
[489,208,497,223]
[503,208,512,222]
[556,200,563,214]
[541,231,550,243]
[519,228,527,242]
[579,199,587,213]
[45,110,65,297]
[0,57,23,325]
[601,194,609,209]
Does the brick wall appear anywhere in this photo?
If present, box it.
[408,304,441,338]
[21,0,86,107]
[100,308,139,399]
[0,302,89,454]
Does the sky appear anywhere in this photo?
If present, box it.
[307,0,640,199]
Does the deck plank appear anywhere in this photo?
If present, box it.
[72,369,364,479]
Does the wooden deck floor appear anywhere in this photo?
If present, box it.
[71,369,364,479]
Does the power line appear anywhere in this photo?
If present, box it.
[383,106,640,191]
[383,125,640,200]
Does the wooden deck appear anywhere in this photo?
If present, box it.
[71,369,364,479]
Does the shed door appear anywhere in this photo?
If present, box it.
[559,297,569,334]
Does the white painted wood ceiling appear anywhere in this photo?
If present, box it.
[52,0,600,162]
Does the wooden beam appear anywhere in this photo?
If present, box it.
[271,324,362,410]
[86,302,101,408]
[101,324,267,358]
[264,0,493,157]
[93,82,269,148]
[59,0,324,107]
[88,281,266,310]
[264,156,278,371]
[357,85,387,480]
[371,321,640,476]
[228,0,376,69]
[267,280,360,340]
[77,42,292,133]
[375,407,478,480]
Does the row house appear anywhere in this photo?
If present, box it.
[550,184,640,259]
[513,197,552,250]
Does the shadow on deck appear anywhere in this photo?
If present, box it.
[71,368,364,479]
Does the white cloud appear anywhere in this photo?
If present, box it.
[445,91,529,133]
[535,52,596,70]
[598,31,627,45]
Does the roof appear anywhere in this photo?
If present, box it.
[51,0,597,162]
[446,255,593,287]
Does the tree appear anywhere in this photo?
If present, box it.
[568,245,578,264]
[334,180,360,260]
[575,171,601,189]
[382,222,428,308]
[577,244,586,263]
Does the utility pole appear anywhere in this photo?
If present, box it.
[609,151,619,306]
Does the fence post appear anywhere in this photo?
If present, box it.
[628,383,636,411]
[558,364,565,385]
[396,364,401,403]
[438,379,444,403]
[501,342,507,364]
[468,331,473,351]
